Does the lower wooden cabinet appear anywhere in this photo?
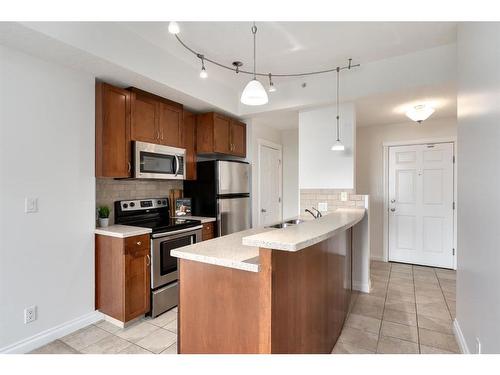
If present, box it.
[95,234,151,323]
[202,222,216,241]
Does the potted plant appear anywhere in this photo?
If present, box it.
[97,206,110,227]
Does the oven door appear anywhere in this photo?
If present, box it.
[134,141,186,180]
[151,226,202,289]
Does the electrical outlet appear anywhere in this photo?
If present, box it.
[24,306,37,324]
[340,192,348,202]
[25,197,38,213]
[476,337,481,354]
[318,202,328,212]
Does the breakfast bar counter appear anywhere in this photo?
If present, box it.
[171,208,366,354]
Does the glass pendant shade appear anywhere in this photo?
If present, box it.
[199,66,208,79]
[331,139,345,151]
[240,79,268,106]
[406,105,435,123]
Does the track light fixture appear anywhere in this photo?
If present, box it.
[268,73,276,93]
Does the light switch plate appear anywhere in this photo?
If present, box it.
[340,192,348,202]
[25,197,38,213]
[318,202,328,212]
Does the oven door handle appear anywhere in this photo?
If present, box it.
[152,225,203,238]
[174,155,180,177]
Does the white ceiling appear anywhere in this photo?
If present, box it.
[122,22,457,90]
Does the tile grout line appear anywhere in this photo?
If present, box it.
[413,265,421,354]
[376,262,392,354]
[434,270,454,321]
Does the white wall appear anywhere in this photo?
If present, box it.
[455,23,500,354]
[281,129,299,219]
[0,45,96,352]
[246,120,283,228]
[356,117,457,261]
[299,103,355,189]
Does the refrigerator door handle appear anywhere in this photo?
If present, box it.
[217,200,222,237]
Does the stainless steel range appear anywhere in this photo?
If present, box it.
[114,198,202,317]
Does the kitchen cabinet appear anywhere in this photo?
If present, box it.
[183,110,197,180]
[95,233,151,323]
[202,222,215,241]
[196,112,247,157]
[129,88,183,148]
[95,82,131,178]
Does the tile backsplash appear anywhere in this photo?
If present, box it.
[300,189,367,214]
[96,178,183,224]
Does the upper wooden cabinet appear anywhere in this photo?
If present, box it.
[129,88,183,148]
[197,112,247,158]
[183,110,197,180]
[95,82,131,178]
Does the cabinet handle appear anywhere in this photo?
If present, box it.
[127,162,131,173]
[136,241,142,246]
[161,129,164,140]
[146,254,151,266]
[157,130,160,140]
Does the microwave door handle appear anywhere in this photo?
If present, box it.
[174,155,180,177]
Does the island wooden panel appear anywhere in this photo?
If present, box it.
[178,228,352,354]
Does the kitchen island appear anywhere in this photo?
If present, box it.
[171,208,366,354]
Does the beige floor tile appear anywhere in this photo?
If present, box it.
[436,272,456,281]
[332,341,375,354]
[30,340,80,354]
[386,290,415,303]
[383,308,417,327]
[388,283,415,294]
[339,327,379,352]
[164,319,177,333]
[419,328,459,353]
[413,265,435,273]
[80,335,132,354]
[351,301,384,319]
[118,344,153,354]
[147,309,177,327]
[384,300,416,314]
[356,294,385,306]
[380,321,418,343]
[420,344,456,354]
[389,277,414,287]
[160,342,178,354]
[448,304,456,318]
[345,313,381,334]
[417,315,453,335]
[371,275,389,284]
[61,325,110,351]
[136,329,177,354]
[439,282,456,293]
[391,263,413,271]
[116,322,160,343]
[443,290,456,301]
[371,269,390,279]
[376,336,419,354]
[414,275,439,285]
[415,293,446,304]
[95,320,121,334]
[415,288,444,299]
[391,269,413,278]
[371,261,391,271]
[370,282,388,298]
[417,302,451,320]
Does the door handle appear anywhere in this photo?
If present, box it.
[390,199,396,203]
[261,208,267,213]
[174,155,180,176]
[390,208,396,212]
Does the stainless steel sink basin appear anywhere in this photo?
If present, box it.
[267,223,294,229]
[285,219,304,225]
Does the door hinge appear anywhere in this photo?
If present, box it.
[453,202,455,210]
[453,248,455,256]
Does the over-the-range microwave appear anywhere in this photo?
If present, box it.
[134,141,186,180]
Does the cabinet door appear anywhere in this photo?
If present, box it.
[131,94,159,143]
[183,110,197,180]
[213,114,231,154]
[230,120,246,157]
[158,102,182,147]
[124,250,150,321]
[95,83,131,178]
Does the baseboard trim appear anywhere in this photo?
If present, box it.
[0,310,103,354]
[353,280,371,294]
[453,318,470,354]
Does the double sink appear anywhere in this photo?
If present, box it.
[267,218,305,229]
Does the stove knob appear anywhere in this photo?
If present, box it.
[130,202,135,207]
[123,203,128,209]
[157,200,162,205]
[162,200,167,205]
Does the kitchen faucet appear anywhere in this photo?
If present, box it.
[305,208,319,219]
[312,207,322,218]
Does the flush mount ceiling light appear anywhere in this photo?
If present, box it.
[406,104,435,124]
[331,66,345,151]
[168,21,360,106]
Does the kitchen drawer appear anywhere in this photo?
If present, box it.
[125,234,150,255]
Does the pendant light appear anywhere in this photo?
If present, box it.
[240,23,268,106]
[331,67,345,151]
[168,21,180,35]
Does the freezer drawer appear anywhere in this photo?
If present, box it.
[218,196,251,236]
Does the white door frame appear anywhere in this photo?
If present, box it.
[382,137,457,269]
[257,138,283,226]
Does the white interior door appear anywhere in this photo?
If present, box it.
[388,143,454,268]
[259,143,282,226]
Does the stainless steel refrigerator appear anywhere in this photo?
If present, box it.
[183,160,251,236]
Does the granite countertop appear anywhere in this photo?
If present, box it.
[95,225,152,238]
[170,208,365,272]
[242,208,365,251]
[173,216,216,223]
